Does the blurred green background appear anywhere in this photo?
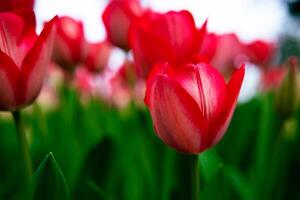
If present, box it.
[1,87,300,200]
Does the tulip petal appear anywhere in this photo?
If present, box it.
[210,65,245,146]
[174,63,227,122]
[148,74,208,153]
[20,16,57,105]
[0,13,24,66]
[195,19,207,52]
[0,50,20,110]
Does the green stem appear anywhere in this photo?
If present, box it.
[190,154,199,200]
[12,110,33,185]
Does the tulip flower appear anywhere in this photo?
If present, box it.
[102,0,143,50]
[204,33,248,74]
[0,13,57,111]
[0,0,35,12]
[145,62,245,154]
[85,41,111,73]
[52,16,87,70]
[246,40,275,67]
[260,67,286,91]
[129,10,207,78]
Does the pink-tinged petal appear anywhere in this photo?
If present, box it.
[174,63,227,123]
[0,13,25,66]
[19,16,57,106]
[0,50,20,111]
[147,74,208,153]
[209,65,245,146]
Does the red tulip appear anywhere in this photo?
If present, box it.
[85,41,112,73]
[102,0,143,50]
[208,33,248,74]
[145,62,245,154]
[129,10,207,78]
[0,13,57,111]
[260,67,286,91]
[53,16,87,70]
[0,0,34,12]
[246,40,275,66]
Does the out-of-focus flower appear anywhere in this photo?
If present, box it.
[145,62,245,154]
[85,41,112,73]
[75,67,93,97]
[275,56,299,117]
[102,0,143,50]
[205,33,248,75]
[110,60,136,107]
[53,16,87,70]
[0,0,35,12]
[260,67,286,91]
[129,10,207,78]
[0,13,57,111]
[246,40,276,67]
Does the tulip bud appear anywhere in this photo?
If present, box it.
[246,40,275,67]
[84,41,112,73]
[102,0,143,50]
[145,62,245,154]
[0,13,57,111]
[275,56,299,117]
[52,16,87,70]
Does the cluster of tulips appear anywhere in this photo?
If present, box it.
[0,0,300,199]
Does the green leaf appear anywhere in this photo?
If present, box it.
[199,149,223,182]
[30,152,70,200]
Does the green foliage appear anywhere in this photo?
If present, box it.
[0,89,299,199]
[30,153,70,200]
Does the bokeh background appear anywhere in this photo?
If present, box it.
[1,0,300,199]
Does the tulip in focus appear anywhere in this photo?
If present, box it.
[53,16,87,70]
[145,62,245,153]
[102,0,143,50]
[129,10,207,78]
[85,41,112,73]
[0,12,57,111]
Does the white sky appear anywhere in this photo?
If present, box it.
[35,0,287,42]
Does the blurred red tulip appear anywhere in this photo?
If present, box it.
[0,0,34,12]
[129,10,207,78]
[85,41,112,73]
[53,16,87,70]
[207,33,248,74]
[260,67,286,91]
[246,40,275,66]
[102,0,143,50]
[75,67,93,96]
[0,13,57,111]
[145,62,245,154]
